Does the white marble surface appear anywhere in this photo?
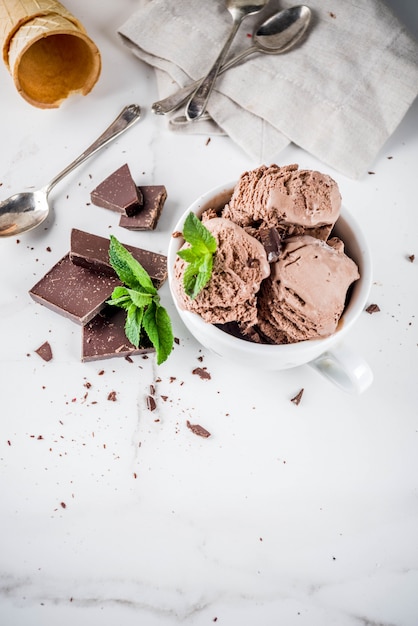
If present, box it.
[1,2,417,625]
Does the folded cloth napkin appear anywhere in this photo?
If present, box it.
[118,0,418,179]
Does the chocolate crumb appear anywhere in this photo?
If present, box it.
[408,254,415,263]
[192,367,211,380]
[125,355,134,363]
[174,337,180,345]
[291,388,304,405]
[366,303,380,314]
[60,502,66,509]
[98,370,105,376]
[186,420,211,438]
[205,137,211,146]
[329,11,336,18]
[107,391,117,401]
[35,341,53,362]
[172,231,182,238]
[368,171,375,175]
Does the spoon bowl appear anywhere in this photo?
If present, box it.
[152,5,312,116]
[252,5,311,53]
[0,104,142,238]
[0,190,49,236]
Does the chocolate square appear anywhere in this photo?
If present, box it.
[90,163,143,216]
[70,229,167,287]
[119,185,167,231]
[82,306,154,362]
[29,254,120,325]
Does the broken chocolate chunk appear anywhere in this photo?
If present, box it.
[35,341,53,362]
[29,254,120,325]
[186,420,211,438]
[82,306,154,362]
[119,185,167,231]
[70,229,167,287]
[192,367,211,380]
[90,163,143,216]
[259,227,282,263]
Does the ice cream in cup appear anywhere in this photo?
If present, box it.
[167,165,373,394]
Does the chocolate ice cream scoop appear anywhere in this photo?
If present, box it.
[256,235,360,344]
[223,164,341,240]
[173,217,270,326]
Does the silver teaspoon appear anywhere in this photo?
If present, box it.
[0,104,142,238]
[152,6,312,116]
[185,0,269,121]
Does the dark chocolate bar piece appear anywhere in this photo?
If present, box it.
[119,185,167,231]
[82,306,154,362]
[70,229,167,288]
[259,227,282,263]
[29,254,120,325]
[90,163,143,216]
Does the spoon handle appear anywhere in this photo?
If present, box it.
[45,104,142,195]
[152,45,255,115]
[185,16,243,121]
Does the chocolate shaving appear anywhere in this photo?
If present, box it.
[146,396,156,411]
[291,388,304,405]
[186,420,211,438]
[365,304,380,314]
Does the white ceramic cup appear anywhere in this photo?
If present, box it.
[167,182,373,394]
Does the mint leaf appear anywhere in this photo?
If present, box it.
[143,301,174,365]
[109,235,157,294]
[177,213,217,299]
[127,288,154,309]
[125,302,144,347]
[183,212,217,253]
[107,236,174,363]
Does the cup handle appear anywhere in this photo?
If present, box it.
[309,344,373,394]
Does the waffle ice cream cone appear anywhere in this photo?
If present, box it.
[0,0,101,108]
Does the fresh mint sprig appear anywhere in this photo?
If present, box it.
[177,212,217,299]
[107,235,173,365]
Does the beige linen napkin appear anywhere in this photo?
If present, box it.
[118,0,418,179]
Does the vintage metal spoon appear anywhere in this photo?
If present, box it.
[0,104,142,238]
[152,6,312,116]
[185,0,269,121]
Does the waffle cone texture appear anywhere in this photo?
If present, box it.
[0,0,101,108]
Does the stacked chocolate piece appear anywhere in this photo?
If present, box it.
[90,163,167,230]
[29,229,167,361]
